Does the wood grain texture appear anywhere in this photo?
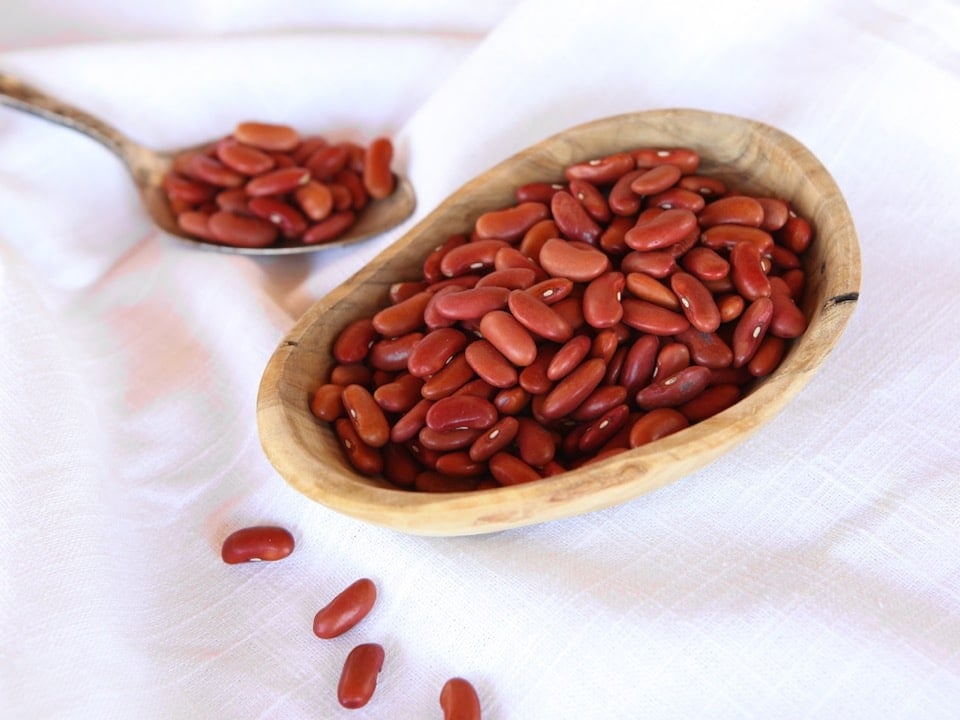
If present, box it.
[256,109,861,536]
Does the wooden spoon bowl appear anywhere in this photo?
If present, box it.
[0,71,416,254]
[257,109,861,536]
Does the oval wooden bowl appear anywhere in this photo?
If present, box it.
[256,109,861,536]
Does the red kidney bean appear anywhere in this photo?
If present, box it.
[540,357,606,420]
[475,266,538,290]
[208,210,278,247]
[621,250,678,278]
[294,181,334,221]
[516,417,557,467]
[629,408,690,447]
[233,121,299,152]
[697,195,765,228]
[176,210,217,240]
[756,197,790,231]
[342,384,391,448]
[334,318,377,364]
[361,136,395,199]
[769,286,807,338]
[440,239,509,277]
[678,383,741,422]
[607,168,647,216]
[333,168,369,210]
[164,173,216,204]
[313,578,377,639]
[421,353,476,399]
[338,643,384,709]
[621,298,690,335]
[619,334,659,396]
[538,238,611,281]
[582,272,625,328]
[569,178,612,223]
[469,416,520,462]
[717,293,745,323]
[381,442,420,487]
[565,151,635,184]
[732,297,774,367]
[464,339,519,388]
[419,426,483,453]
[516,181,565,203]
[570,384,629,422]
[478,311,538,367]
[390,398,432,443]
[678,174,726,196]
[221,526,295,564]
[330,363,372,387]
[518,345,559,394]
[519,218,561,258]
[779,214,812,254]
[488,452,541,485]
[493,385,529,416]
[406,328,469,378]
[216,139,275,175]
[434,451,487,477]
[507,289,573,343]
[426,395,498,432]
[311,383,345,421]
[748,335,786,377]
[674,328,734,369]
[373,373,424,413]
[547,334,592,381]
[526,277,574,305]
[551,190,602,244]
[369,332,423,372]
[624,272,680,310]
[653,342,690,382]
[371,290,431,337]
[624,208,698,251]
[335,418,383,475]
[730,240,772,300]
[183,153,245,188]
[635,365,712,409]
[701,224,774,254]
[629,163,682,196]
[247,196,308,238]
[475,202,550,242]
[632,147,700,173]
[680,246,729,282]
[244,166,311,197]
[648,186,706,212]
[440,677,482,720]
[670,271,721,333]
[302,210,357,244]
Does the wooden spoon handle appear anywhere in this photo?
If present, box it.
[0,70,151,172]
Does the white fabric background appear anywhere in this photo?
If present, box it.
[2,1,959,718]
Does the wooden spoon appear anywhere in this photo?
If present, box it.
[0,71,416,255]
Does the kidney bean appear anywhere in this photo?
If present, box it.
[697,195,765,228]
[431,287,508,324]
[649,186,706,212]
[244,166,311,197]
[419,426,483,453]
[176,210,217,241]
[624,208,698,252]
[538,238,611,282]
[233,121,299,152]
[570,384,629,422]
[421,353,476,399]
[330,363,373,387]
[540,357,606,421]
[516,219,559,260]
[635,365,712,409]
[342,384,391,448]
[680,246,729,282]
[769,286,807,338]
[629,163,682,196]
[632,147,700,173]
[678,383,741,422]
[369,332,423,372]
[359,136,394,199]
[440,677,482,720]
[670,271,721,333]
[488,452,541,486]
[526,277,574,305]
[621,250,678,278]
[678,174,726,196]
[464,339,519,388]
[208,210,278,248]
[717,293,746,323]
[216,139,275,175]
[164,173,216,204]
[732,297,774,367]
[434,451,487,477]
[507,289,574,343]
[590,328,622,364]
[551,190,602,244]
[730,240,772,301]
[474,266,537,290]
[373,373,424,414]
[545,335,591,383]
[333,318,377,364]
[381,442,420,487]
[769,244,801,272]
[628,408,690,447]
[674,328,733,369]
[313,578,377,639]
[701,224,774,254]
[311,383,345,421]
[475,202,550,242]
[468,416,520,462]
[370,290,429,338]
[390,398,432,444]
[440,239,509,277]
[247,196,308,238]
[294,180,334,221]
[221,526,295,564]
[604,168,645,216]
[333,169,369,211]
[414,470,479,492]
[565,151,636,184]
[302,210,357,245]
[748,335,786,377]
[579,272,624,329]
[779,214,812,254]
[518,344,558,395]
[403,329,466,379]
[621,298,690,335]
[493,386,529,416]
[515,417,557,467]
[338,643,384,709]
[618,334,659,396]
[479,310,538,367]
[569,178,612,223]
[653,342,690,382]
[335,418,383,475]
[426,395,498,432]
[577,403,631,454]
[756,197,790,231]
[516,181,565,203]
[182,153,246,188]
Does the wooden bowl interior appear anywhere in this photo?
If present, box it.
[256,109,861,536]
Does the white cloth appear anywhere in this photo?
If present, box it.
[2,1,959,718]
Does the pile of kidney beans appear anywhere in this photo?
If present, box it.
[162,121,396,248]
[311,146,812,491]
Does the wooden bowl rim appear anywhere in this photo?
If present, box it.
[257,108,861,536]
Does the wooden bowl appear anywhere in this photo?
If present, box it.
[256,109,861,536]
